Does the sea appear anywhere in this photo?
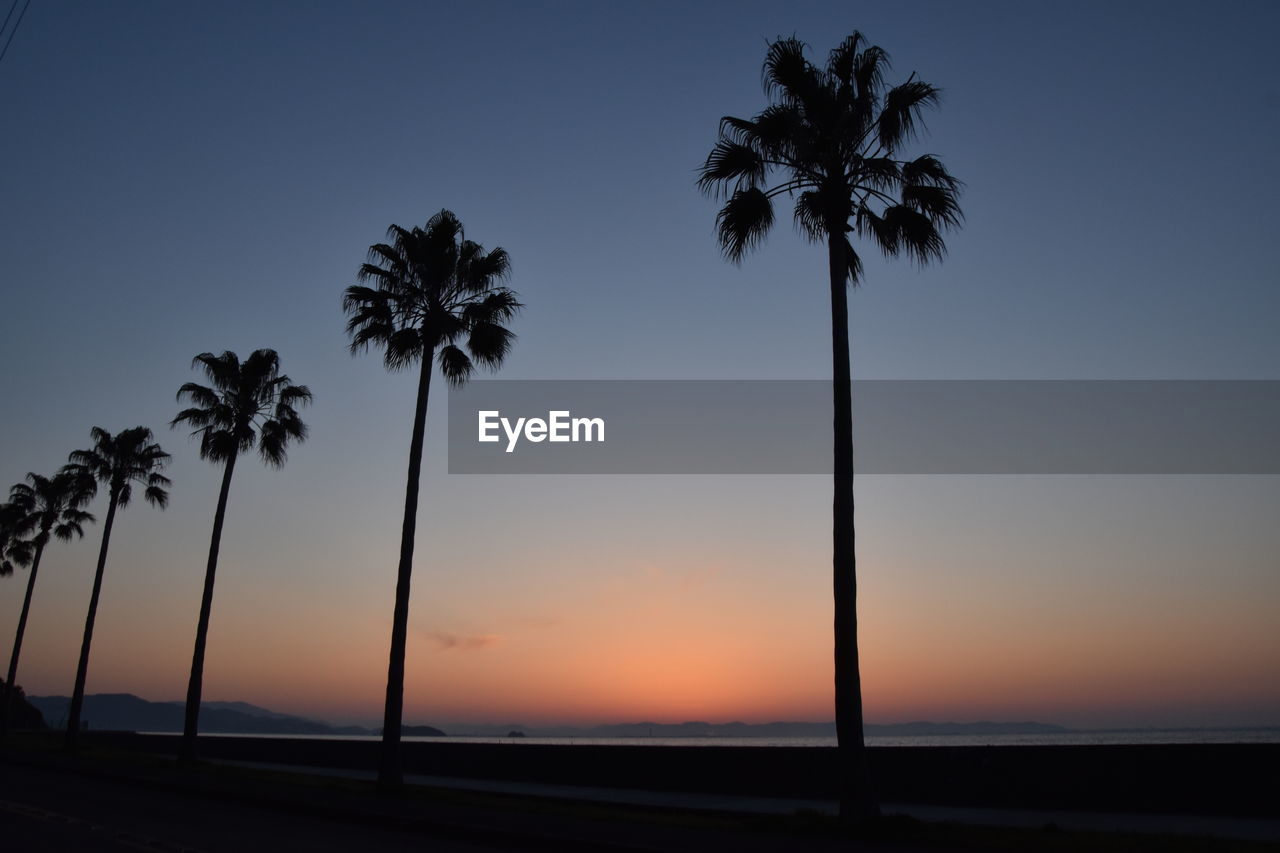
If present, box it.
[196,729,1280,748]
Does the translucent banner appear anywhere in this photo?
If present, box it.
[446,380,1280,475]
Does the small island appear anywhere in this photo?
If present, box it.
[400,725,446,737]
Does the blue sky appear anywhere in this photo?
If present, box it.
[1,1,1277,728]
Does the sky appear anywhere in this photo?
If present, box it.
[1,0,1278,730]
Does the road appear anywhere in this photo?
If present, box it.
[0,762,532,853]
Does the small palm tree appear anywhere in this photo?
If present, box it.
[344,209,520,787]
[1,471,95,736]
[0,502,34,578]
[62,426,171,749]
[170,349,311,760]
[698,33,962,820]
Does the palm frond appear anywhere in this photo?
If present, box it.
[852,46,889,108]
[762,37,816,105]
[53,521,85,542]
[901,184,963,228]
[277,384,313,407]
[461,246,512,290]
[716,187,776,262]
[466,322,515,369]
[793,190,830,243]
[698,139,768,196]
[384,327,426,371]
[171,406,216,429]
[191,352,243,391]
[461,290,523,325]
[175,382,221,409]
[878,79,940,152]
[884,204,948,263]
[438,344,475,387]
[902,154,961,190]
[826,31,868,84]
[856,204,898,254]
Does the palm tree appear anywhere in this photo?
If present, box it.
[698,33,962,820]
[62,426,171,749]
[0,502,34,578]
[170,349,311,760]
[343,209,520,787]
[1,471,95,736]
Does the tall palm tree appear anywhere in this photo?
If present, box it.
[62,426,171,749]
[343,209,521,787]
[1,471,95,736]
[698,33,962,820]
[170,349,311,760]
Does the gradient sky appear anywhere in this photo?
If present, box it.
[1,0,1278,730]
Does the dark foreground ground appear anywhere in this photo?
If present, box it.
[96,732,1280,817]
[1,735,1277,852]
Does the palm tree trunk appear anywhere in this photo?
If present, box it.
[182,453,237,762]
[66,492,119,751]
[1,540,45,739]
[828,232,878,821]
[379,348,434,788]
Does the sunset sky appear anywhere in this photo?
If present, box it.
[1,1,1278,731]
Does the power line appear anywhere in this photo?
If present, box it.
[0,0,21,42]
[0,0,32,68]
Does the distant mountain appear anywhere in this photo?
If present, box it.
[444,720,1072,738]
[200,700,298,721]
[25,695,1070,741]
[28,693,382,736]
[866,720,1070,736]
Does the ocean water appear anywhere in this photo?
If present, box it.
[401,730,1280,748]
[192,729,1280,748]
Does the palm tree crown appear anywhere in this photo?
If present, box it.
[8,472,95,548]
[343,209,521,383]
[698,33,962,273]
[171,349,313,465]
[0,503,34,578]
[66,426,171,509]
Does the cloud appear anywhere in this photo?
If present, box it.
[512,615,560,630]
[427,631,501,652]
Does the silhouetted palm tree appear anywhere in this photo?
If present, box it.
[0,502,34,578]
[170,349,311,760]
[698,33,962,820]
[1,471,95,736]
[343,210,520,787]
[62,426,171,749]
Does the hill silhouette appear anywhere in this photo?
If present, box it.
[28,693,389,736]
[444,720,1071,738]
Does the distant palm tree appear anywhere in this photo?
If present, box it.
[0,502,34,578]
[698,33,962,820]
[1,471,95,736]
[62,426,171,749]
[170,349,311,760]
[343,210,520,787]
